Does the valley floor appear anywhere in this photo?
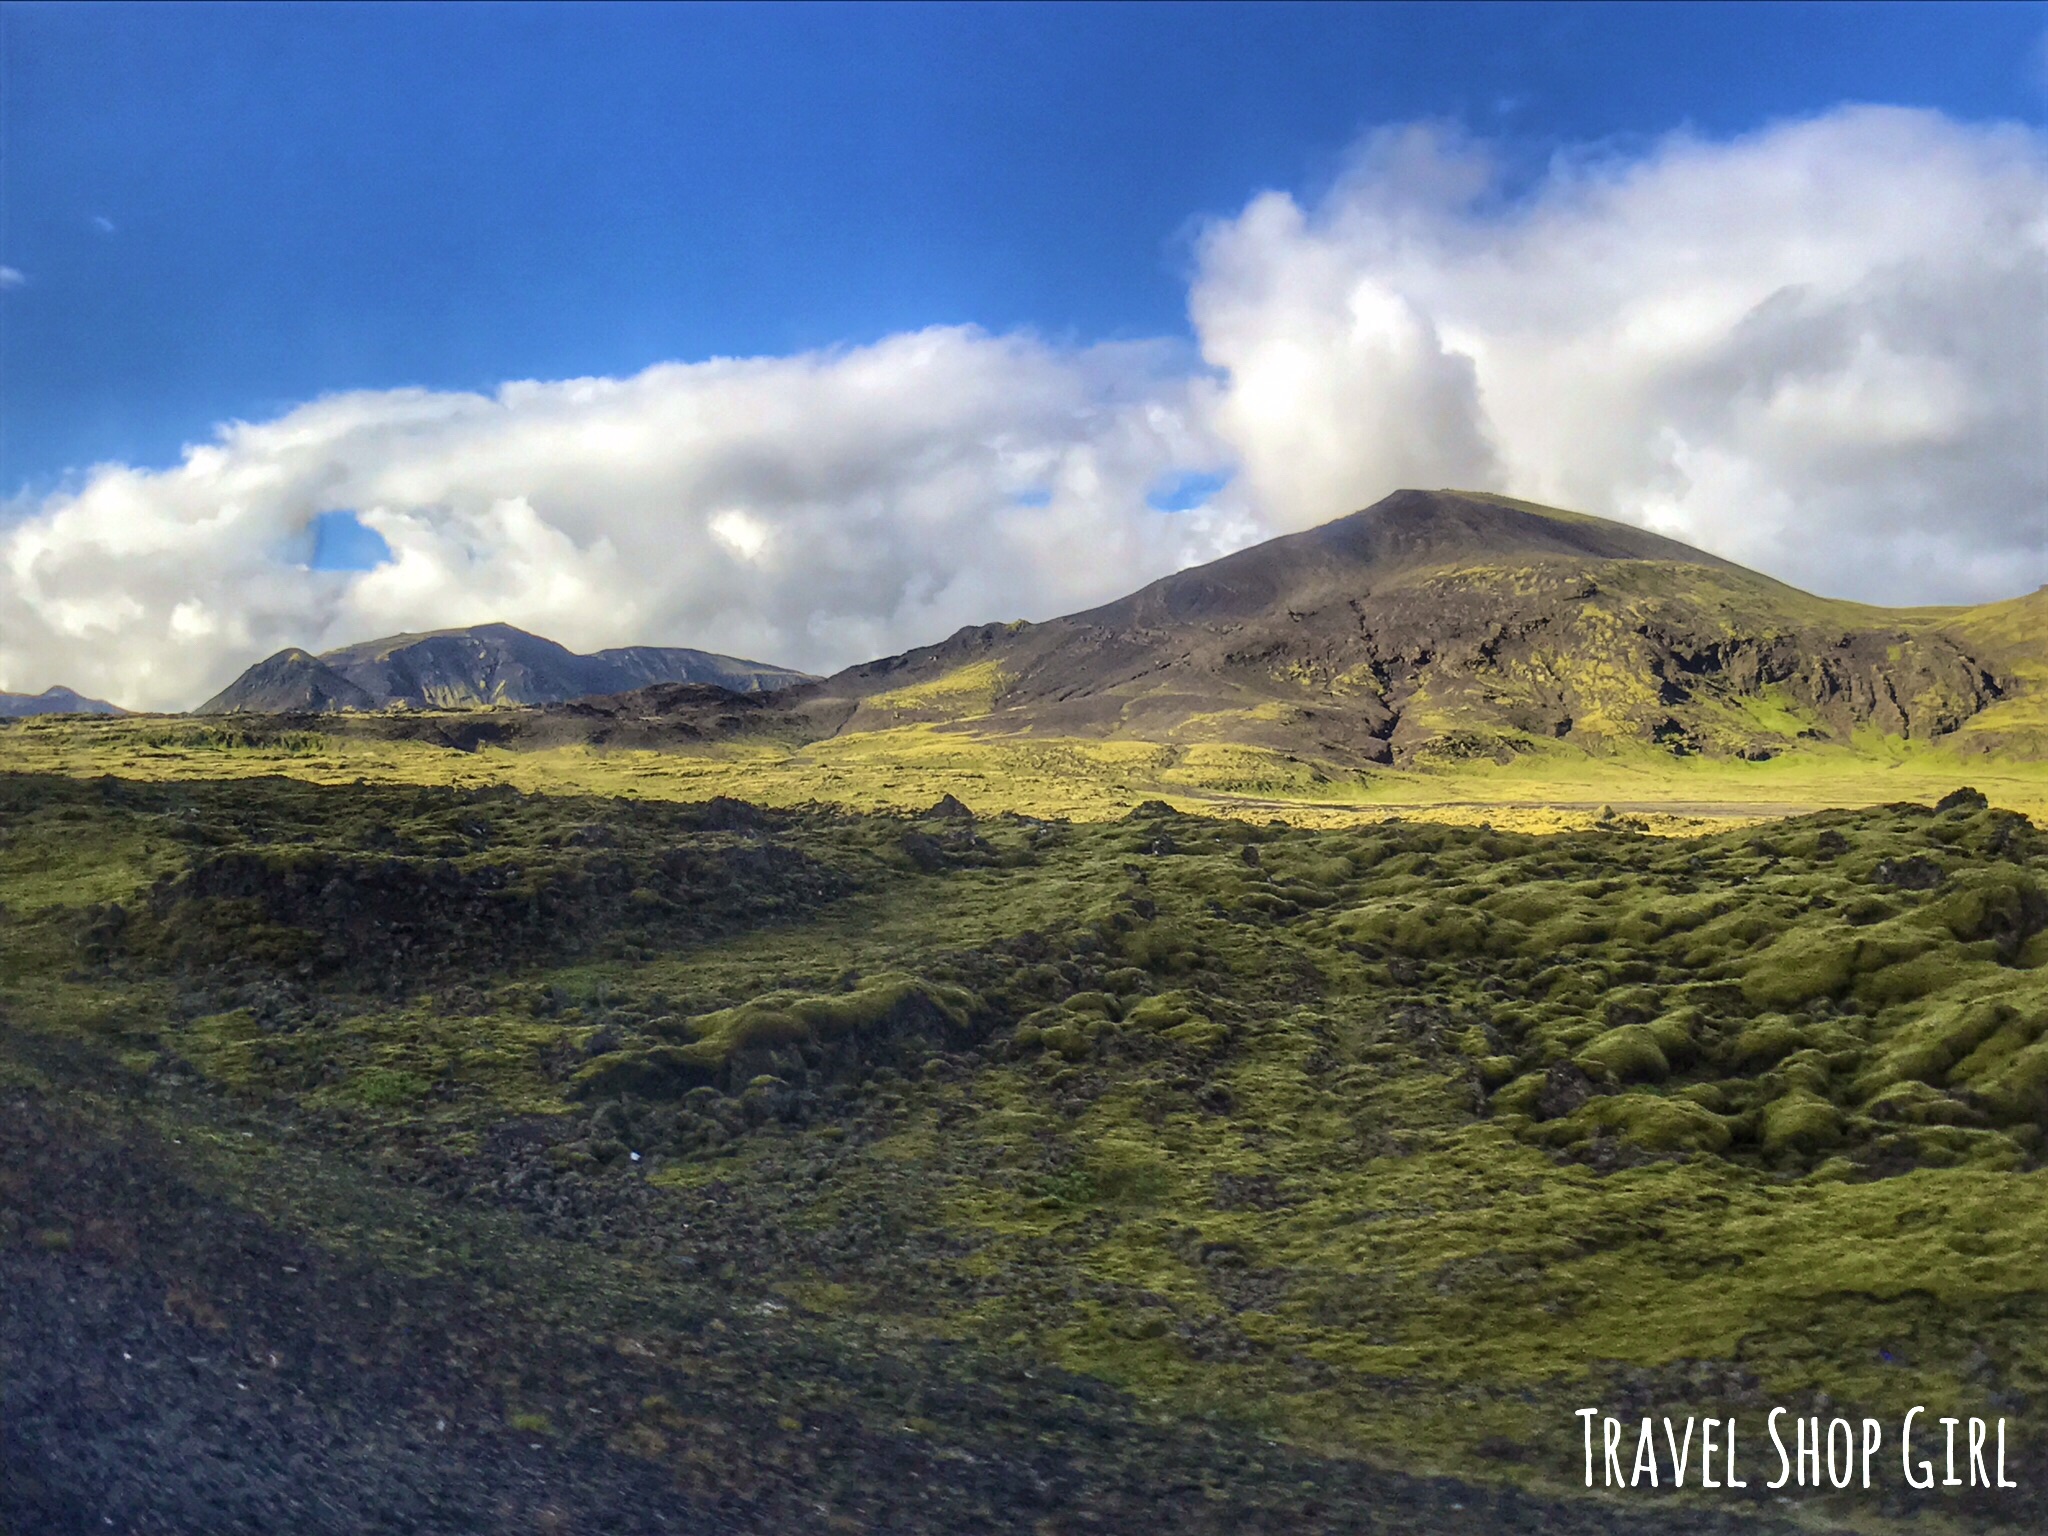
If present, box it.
[6,711,2048,833]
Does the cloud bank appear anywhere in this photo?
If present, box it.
[4,105,2042,710]
[4,332,1243,709]
[1193,107,2048,603]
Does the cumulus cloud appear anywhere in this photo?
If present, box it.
[2,104,2041,709]
[1191,107,2047,603]
[1,329,1244,709]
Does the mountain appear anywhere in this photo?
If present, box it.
[585,645,803,693]
[199,650,382,715]
[0,685,128,718]
[186,495,2045,765]
[798,488,2044,766]
[199,623,812,714]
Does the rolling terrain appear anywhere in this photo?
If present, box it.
[1,773,2042,1531]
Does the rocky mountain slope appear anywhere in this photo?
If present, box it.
[799,489,2042,767]
[198,622,812,714]
[0,685,127,718]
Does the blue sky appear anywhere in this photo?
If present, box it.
[4,1,2041,495]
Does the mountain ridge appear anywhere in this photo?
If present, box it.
[0,685,128,719]
[199,623,812,714]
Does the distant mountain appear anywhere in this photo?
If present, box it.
[796,488,2044,766]
[586,645,798,693]
[0,685,128,718]
[199,623,813,714]
[201,650,382,715]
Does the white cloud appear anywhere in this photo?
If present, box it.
[1190,107,2048,604]
[0,329,1242,708]
[0,267,25,290]
[708,509,771,563]
[1,105,2041,710]
[91,215,117,234]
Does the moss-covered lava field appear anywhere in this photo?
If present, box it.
[3,767,2044,1532]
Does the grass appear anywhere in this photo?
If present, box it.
[860,659,1014,720]
[8,710,2048,836]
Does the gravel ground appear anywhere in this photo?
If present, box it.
[0,1092,1806,1536]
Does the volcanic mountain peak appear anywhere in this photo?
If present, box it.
[199,623,812,715]
[0,684,129,719]
[199,649,381,715]
[804,489,2037,767]
[1083,488,1742,629]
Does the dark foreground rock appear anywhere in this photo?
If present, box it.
[2,1092,1782,1536]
